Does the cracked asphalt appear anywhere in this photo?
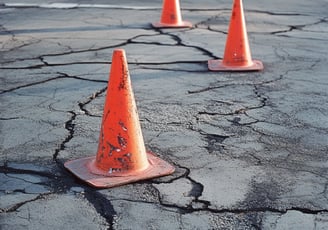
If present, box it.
[1,0,328,229]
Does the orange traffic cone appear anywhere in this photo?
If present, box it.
[64,49,175,188]
[208,0,263,71]
[152,0,192,28]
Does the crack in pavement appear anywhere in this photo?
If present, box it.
[0,163,117,226]
[0,23,212,68]
[153,169,328,216]
[0,26,43,53]
[272,16,328,35]
[1,7,251,71]
[84,188,117,230]
[0,75,66,94]
[52,111,76,163]
[133,182,328,215]
[190,75,283,122]
[154,28,219,60]
[3,158,327,218]
[1,31,214,69]
[0,117,21,120]
[150,162,210,212]
[1,193,53,213]
[0,72,107,94]
[22,71,118,226]
[46,73,108,162]
[0,164,54,179]
[78,86,107,117]
[196,93,266,117]
[201,132,229,154]
[188,75,283,95]
[244,125,328,180]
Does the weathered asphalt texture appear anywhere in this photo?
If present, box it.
[1,0,328,229]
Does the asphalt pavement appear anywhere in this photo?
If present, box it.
[1,0,328,229]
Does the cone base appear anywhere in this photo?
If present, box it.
[151,21,193,28]
[208,59,263,72]
[64,152,175,188]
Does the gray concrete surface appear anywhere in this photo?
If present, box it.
[1,0,328,229]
